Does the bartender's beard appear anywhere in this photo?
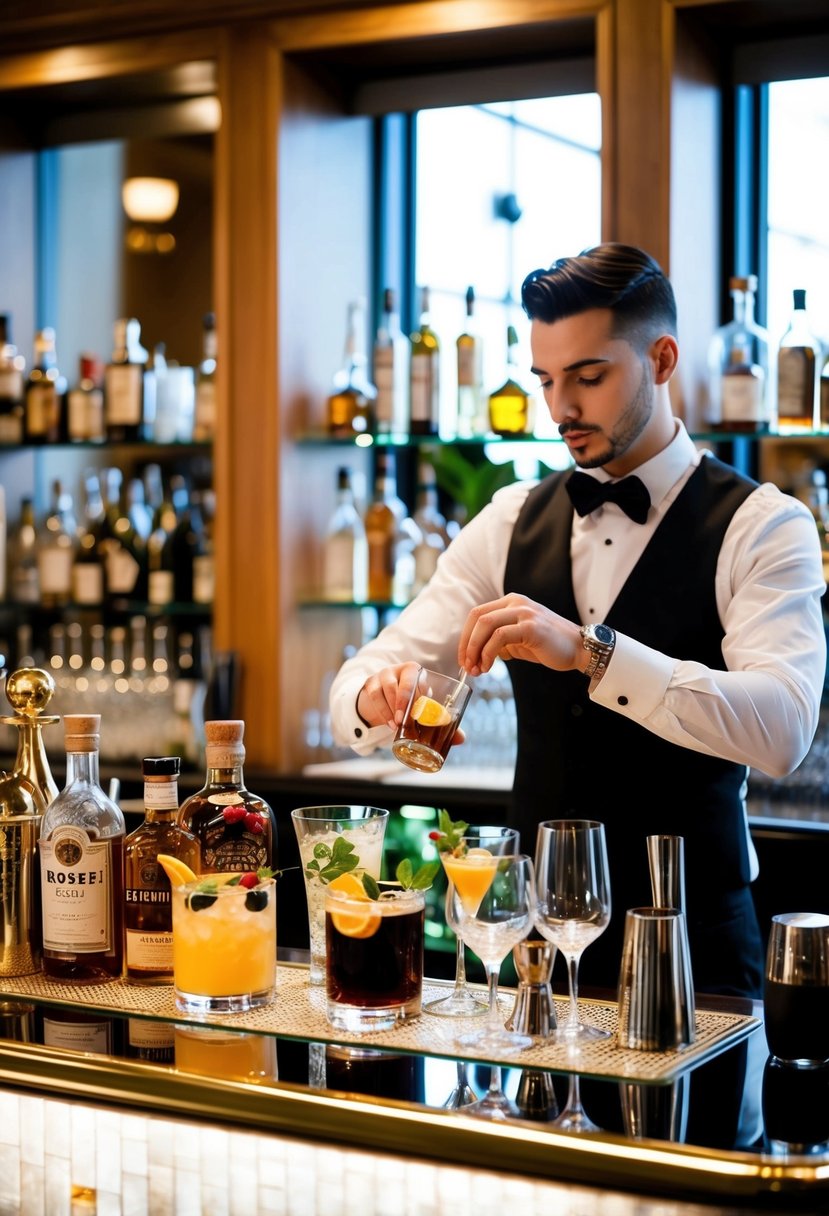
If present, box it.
[574,363,653,470]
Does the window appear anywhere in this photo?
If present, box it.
[414,93,602,443]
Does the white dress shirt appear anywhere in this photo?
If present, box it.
[330,422,826,873]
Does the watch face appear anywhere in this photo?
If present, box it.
[594,624,614,645]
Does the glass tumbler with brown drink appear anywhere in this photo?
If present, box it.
[391,666,472,773]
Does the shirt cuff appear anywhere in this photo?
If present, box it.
[589,632,674,719]
[330,673,395,755]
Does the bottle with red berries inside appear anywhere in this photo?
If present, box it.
[176,720,276,875]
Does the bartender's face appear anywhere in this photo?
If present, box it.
[530,307,675,476]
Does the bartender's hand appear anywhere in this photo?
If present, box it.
[458,592,587,676]
[356,662,466,744]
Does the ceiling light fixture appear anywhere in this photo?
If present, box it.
[121,176,180,254]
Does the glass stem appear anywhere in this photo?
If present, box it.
[565,953,581,1030]
[453,937,468,993]
[486,964,502,1030]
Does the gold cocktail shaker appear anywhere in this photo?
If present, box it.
[0,667,60,976]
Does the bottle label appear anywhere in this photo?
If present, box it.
[193,554,214,604]
[68,386,104,442]
[105,545,140,594]
[374,348,394,428]
[26,383,55,436]
[125,927,173,973]
[42,1015,113,1054]
[207,793,244,806]
[0,410,23,444]
[72,562,104,605]
[40,829,113,953]
[149,569,175,605]
[143,781,180,809]
[38,546,73,596]
[777,348,815,421]
[722,373,764,423]
[128,1018,175,1050]
[105,364,143,425]
[0,368,24,399]
[457,344,477,388]
[410,353,439,425]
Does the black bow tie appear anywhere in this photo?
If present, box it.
[566,471,651,524]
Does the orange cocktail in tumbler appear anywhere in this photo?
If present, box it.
[171,872,276,1013]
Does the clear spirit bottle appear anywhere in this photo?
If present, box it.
[776,288,821,432]
[322,466,368,602]
[373,287,410,437]
[39,713,126,983]
[456,285,485,438]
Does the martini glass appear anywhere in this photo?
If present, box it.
[447,853,536,1053]
[424,825,519,1017]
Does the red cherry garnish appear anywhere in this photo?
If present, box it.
[239,872,259,889]
[222,806,246,824]
[244,812,265,834]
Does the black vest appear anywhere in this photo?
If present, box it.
[503,456,759,985]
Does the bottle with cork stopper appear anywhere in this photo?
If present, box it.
[176,720,276,875]
[38,713,126,982]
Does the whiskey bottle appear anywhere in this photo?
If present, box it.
[364,450,399,602]
[322,466,368,602]
[776,289,822,432]
[104,317,152,442]
[100,466,146,605]
[325,299,376,438]
[0,312,25,446]
[456,285,485,438]
[373,288,410,437]
[176,720,276,874]
[410,286,441,436]
[707,275,770,432]
[71,472,106,609]
[24,327,66,444]
[8,497,40,605]
[66,354,105,443]
[36,479,76,609]
[39,713,126,983]
[123,755,199,985]
[193,311,217,441]
[488,324,532,435]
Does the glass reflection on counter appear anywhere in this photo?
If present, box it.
[173,1024,278,1086]
[762,1054,829,1155]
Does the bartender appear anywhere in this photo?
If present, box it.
[330,243,826,998]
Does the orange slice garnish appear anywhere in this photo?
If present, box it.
[328,872,381,939]
[411,695,451,727]
[157,854,198,886]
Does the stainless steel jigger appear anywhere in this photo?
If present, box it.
[646,834,687,911]
[506,939,557,1038]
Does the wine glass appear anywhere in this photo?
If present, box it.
[424,825,519,1017]
[463,1066,520,1121]
[553,1071,601,1134]
[534,819,612,1043]
[447,853,536,1053]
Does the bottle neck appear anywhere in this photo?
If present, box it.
[65,749,101,788]
[731,289,749,325]
[205,762,245,787]
[12,718,59,810]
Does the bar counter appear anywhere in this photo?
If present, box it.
[1,957,827,1214]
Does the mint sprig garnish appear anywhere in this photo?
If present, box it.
[428,809,469,856]
[304,837,361,884]
[360,860,440,901]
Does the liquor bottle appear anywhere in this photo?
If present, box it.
[192,487,216,606]
[66,353,105,443]
[322,466,368,602]
[23,327,66,444]
[488,324,532,435]
[71,471,106,609]
[412,459,449,594]
[363,450,421,604]
[193,311,217,442]
[123,755,199,985]
[776,289,822,432]
[410,286,441,436]
[125,1017,175,1064]
[325,298,376,438]
[176,719,276,874]
[456,285,485,438]
[127,476,153,543]
[8,497,39,605]
[38,713,126,982]
[146,474,178,606]
[707,275,770,432]
[37,479,76,609]
[373,288,410,437]
[103,317,151,442]
[171,481,205,604]
[0,312,25,446]
[100,466,146,604]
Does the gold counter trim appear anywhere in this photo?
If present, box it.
[0,1037,827,1203]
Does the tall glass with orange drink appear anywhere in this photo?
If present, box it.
[171,870,276,1013]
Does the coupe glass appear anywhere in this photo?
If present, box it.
[534,819,612,1043]
[425,825,519,1017]
[447,852,535,1053]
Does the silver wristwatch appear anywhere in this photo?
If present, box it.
[580,623,616,683]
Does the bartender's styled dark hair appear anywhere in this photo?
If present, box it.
[521,243,678,351]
